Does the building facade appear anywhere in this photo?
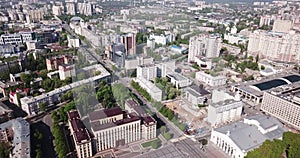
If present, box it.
[207,90,243,127]
[261,86,300,130]
[188,34,222,62]
[247,30,300,63]
[134,77,162,101]
[137,64,157,81]
[68,111,92,158]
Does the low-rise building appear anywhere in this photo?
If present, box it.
[0,118,30,158]
[21,64,111,116]
[134,77,162,101]
[68,111,92,158]
[196,71,226,87]
[211,115,286,158]
[166,73,192,89]
[185,85,210,107]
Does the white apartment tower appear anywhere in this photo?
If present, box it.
[188,34,222,62]
[66,3,76,15]
[247,30,300,63]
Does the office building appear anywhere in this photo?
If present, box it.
[0,118,30,158]
[124,99,157,140]
[188,34,222,62]
[121,33,136,55]
[211,115,286,158]
[195,71,226,87]
[156,60,176,78]
[124,56,154,70]
[247,30,300,63]
[207,90,243,127]
[137,64,157,81]
[89,107,141,151]
[134,77,162,101]
[68,110,92,158]
[260,77,300,130]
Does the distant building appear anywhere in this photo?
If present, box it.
[146,38,155,50]
[68,111,92,158]
[259,15,271,27]
[0,32,33,45]
[134,77,162,101]
[207,90,243,127]
[149,34,168,46]
[211,115,286,158]
[137,64,157,81]
[124,56,154,70]
[195,71,226,87]
[166,73,192,89]
[0,118,30,158]
[66,3,76,15]
[247,30,300,63]
[52,5,63,16]
[261,79,300,130]
[67,36,80,48]
[77,2,93,16]
[272,20,292,33]
[188,34,222,62]
[224,33,248,45]
[46,55,73,71]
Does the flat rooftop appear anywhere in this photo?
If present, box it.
[91,115,140,132]
[88,106,123,122]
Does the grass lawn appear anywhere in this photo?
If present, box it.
[141,138,161,148]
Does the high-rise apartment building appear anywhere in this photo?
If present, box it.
[66,3,76,15]
[77,2,93,16]
[259,15,271,27]
[247,30,300,63]
[188,34,222,62]
[52,5,63,16]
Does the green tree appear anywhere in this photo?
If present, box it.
[160,126,167,134]
[38,102,48,112]
[112,83,130,108]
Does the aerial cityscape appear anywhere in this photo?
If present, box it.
[0,0,299,158]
